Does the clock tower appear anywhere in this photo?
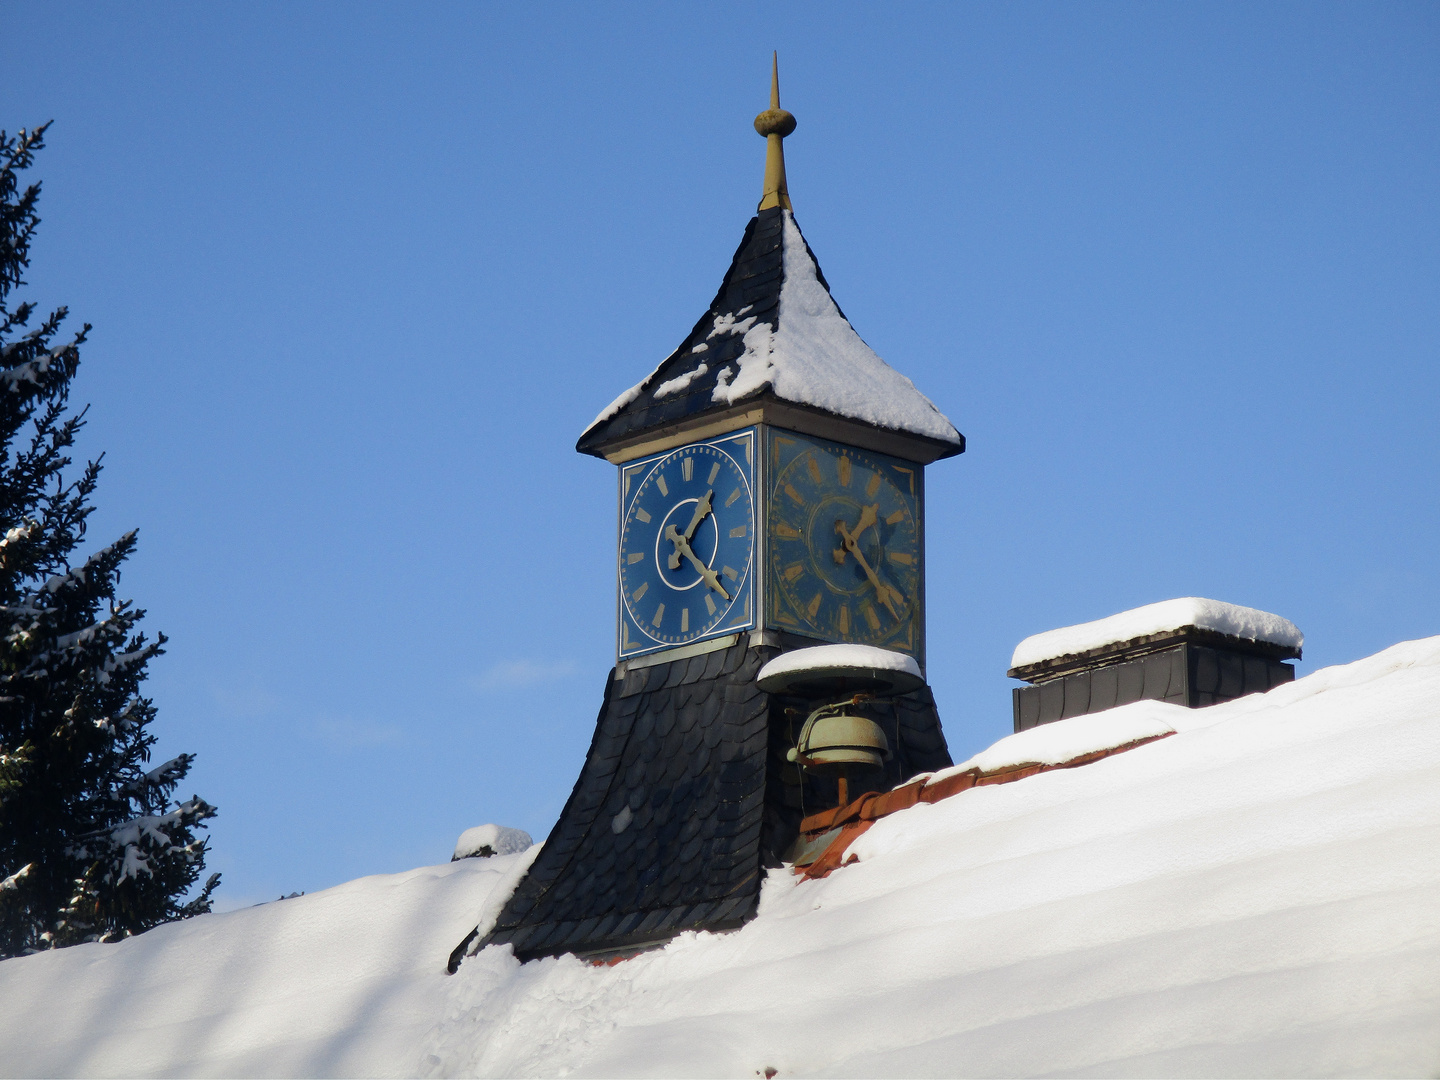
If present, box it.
[451,58,964,969]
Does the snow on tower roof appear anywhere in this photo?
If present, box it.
[1011,597,1304,672]
[576,208,964,460]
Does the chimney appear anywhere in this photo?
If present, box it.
[1008,598,1302,733]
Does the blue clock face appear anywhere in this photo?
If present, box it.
[618,431,755,657]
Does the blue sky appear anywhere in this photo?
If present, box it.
[7,2,1438,905]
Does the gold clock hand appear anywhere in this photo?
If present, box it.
[854,503,878,536]
[672,531,730,600]
[683,489,714,542]
[666,489,715,570]
[664,523,685,571]
[836,505,902,622]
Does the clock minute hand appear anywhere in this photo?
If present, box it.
[684,490,714,542]
[667,489,714,570]
[837,505,902,622]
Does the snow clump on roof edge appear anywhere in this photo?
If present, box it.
[924,699,1182,783]
[452,824,533,861]
[757,643,921,684]
[1011,597,1304,670]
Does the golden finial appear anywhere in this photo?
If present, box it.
[754,51,796,212]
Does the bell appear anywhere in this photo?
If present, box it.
[787,710,890,771]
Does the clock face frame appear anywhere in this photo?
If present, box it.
[765,429,924,659]
[617,429,756,659]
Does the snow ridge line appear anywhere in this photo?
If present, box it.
[794,733,1176,879]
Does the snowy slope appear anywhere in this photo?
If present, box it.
[0,851,535,1078]
[4,639,1440,1077]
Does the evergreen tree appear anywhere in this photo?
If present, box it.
[0,124,218,957]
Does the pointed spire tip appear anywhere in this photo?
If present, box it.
[754,52,795,211]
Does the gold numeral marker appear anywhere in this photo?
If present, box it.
[681,607,689,633]
[635,507,651,523]
[656,475,669,497]
[837,456,852,487]
[783,562,805,582]
[866,473,882,499]
[722,565,738,581]
[652,603,665,627]
[838,605,850,635]
[729,525,746,538]
[774,521,802,539]
[704,593,717,616]
[627,552,645,564]
[886,509,905,525]
[681,457,693,482]
[707,462,721,485]
[784,483,805,506]
[806,456,824,484]
[862,603,881,631]
[725,487,742,508]
[888,551,913,565]
[807,592,823,619]
[631,582,649,602]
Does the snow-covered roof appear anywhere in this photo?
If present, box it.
[576,207,964,459]
[935,698,1181,779]
[1011,597,1304,672]
[5,635,1438,1075]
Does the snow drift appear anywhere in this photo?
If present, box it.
[3,638,1440,1077]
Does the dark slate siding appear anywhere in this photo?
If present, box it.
[1012,642,1295,732]
[576,208,787,457]
[458,639,775,963]
[895,685,954,775]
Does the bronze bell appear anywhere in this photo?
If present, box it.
[787,707,890,771]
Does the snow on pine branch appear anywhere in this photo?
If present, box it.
[38,534,136,597]
[71,798,217,884]
[0,347,61,391]
[119,755,193,799]
[0,323,46,364]
[0,520,36,549]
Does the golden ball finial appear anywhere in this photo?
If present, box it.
[754,108,797,138]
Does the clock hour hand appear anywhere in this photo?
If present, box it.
[832,503,878,565]
[667,489,714,570]
[666,529,730,600]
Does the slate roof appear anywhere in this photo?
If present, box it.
[450,639,954,967]
[576,207,965,459]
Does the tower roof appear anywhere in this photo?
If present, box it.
[576,62,964,464]
[576,207,965,461]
